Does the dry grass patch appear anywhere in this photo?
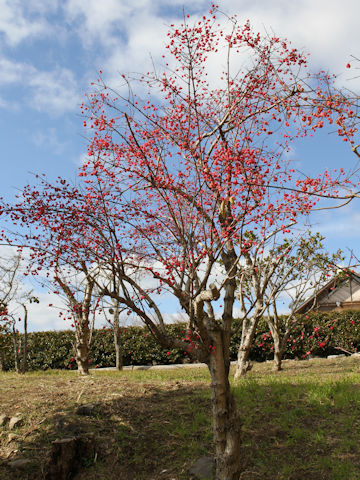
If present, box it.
[0,357,360,479]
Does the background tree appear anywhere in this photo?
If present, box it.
[52,263,97,375]
[100,275,126,371]
[0,250,38,373]
[235,232,344,375]
[1,178,101,375]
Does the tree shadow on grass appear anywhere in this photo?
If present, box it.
[0,382,212,480]
[2,370,360,480]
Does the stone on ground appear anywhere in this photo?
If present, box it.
[188,456,215,479]
[8,416,23,429]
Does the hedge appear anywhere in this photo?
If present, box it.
[1,311,360,371]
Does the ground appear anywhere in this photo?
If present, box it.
[0,357,360,479]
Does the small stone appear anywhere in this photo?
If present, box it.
[8,417,23,430]
[7,433,18,442]
[8,458,33,469]
[188,457,215,479]
[0,414,9,426]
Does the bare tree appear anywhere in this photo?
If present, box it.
[0,250,38,373]
[102,292,125,371]
[235,232,343,376]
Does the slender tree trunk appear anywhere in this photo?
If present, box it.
[113,327,123,371]
[21,305,28,374]
[208,333,242,480]
[272,330,282,371]
[234,315,259,380]
[74,316,90,375]
[112,300,123,371]
[12,326,20,373]
[267,303,285,372]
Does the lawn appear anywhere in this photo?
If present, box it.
[0,356,360,479]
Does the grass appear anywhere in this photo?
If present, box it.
[1,356,360,479]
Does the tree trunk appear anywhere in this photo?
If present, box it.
[12,325,20,373]
[273,330,282,371]
[21,305,28,374]
[208,334,242,480]
[75,317,90,375]
[234,316,259,380]
[113,327,123,371]
[112,300,123,371]
[235,347,252,379]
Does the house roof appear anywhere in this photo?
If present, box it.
[294,271,360,315]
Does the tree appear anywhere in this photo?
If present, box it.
[52,264,97,375]
[1,178,100,375]
[234,232,344,376]
[77,12,358,478]
[2,10,358,479]
[0,250,38,373]
[102,296,124,371]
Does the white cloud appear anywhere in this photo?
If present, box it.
[27,67,79,115]
[0,57,26,85]
[216,0,359,87]
[0,0,57,46]
[17,291,72,332]
[63,0,134,48]
[317,211,360,238]
[32,128,67,155]
[0,57,79,115]
[63,1,360,96]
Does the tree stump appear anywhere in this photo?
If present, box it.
[46,433,96,480]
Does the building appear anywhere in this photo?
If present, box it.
[295,272,360,314]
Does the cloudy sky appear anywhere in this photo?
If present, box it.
[1,0,359,331]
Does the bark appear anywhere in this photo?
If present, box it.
[113,327,123,371]
[268,305,290,372]
[235,347,252,379]
[54,273,94,376]
[112,299,123,371]
[74,317,90,376]
[272,331,282,371]
[12,325,20,373]
[21,305,28,374]
[234,315,259,380]
[208,332,242,480]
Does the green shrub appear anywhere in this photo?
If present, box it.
[2,311,360,370]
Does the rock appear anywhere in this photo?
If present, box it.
[0,414,9,426]
[327,354,346,359]
[45,433,96,480]
[7,433,18,442]
[76,403,100,416]
[188,457,215,479]
[8,458,33,469]
[8,417,23,430]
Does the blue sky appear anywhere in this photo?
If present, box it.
[1,0,360,331]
